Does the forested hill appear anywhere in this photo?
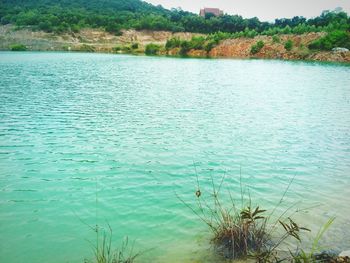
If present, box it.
[0,0,349,37]
[0,0,167,13]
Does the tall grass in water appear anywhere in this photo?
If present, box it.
[177,169,334,262]
[292,217,335,262]
[83,223,139,263]
[82,178,140,263]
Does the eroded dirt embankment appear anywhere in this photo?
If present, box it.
[0,25,200,52]
[185,33,350,63]
[1,25,349,63]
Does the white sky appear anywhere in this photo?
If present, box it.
[145,0,350,21]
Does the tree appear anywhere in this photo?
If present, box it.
[309,30,350,50]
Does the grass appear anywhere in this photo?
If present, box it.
[177,168,334,262]
[82,177,141,263]
[291,217,335,262]
[81,170,336,263]
[84,224,140,263]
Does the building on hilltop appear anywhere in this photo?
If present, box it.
[199,8,224,17]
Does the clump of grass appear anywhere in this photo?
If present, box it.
[291,217,335,263]
[212,204,269,259]
[177,169,333,262]
[84,224,140,263]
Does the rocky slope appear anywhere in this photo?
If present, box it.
[185,33,350,63]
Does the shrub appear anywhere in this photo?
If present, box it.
[9,44,27,51]
[38,21,53,32]
[284,39,293,51]
[121,46,131,52]
[165,37,181,50]
[105,23,122,36]
[205,39,217,52]
[113,46,122,52]
[189,36,205,50]
[250,40,264,54]
[131,43,139,49]
[145,43,161,55]
[309,30,350,50]
[113,45,135,53]
[71,24,80,33]
[179,40,191,56]
[272,35,280,43]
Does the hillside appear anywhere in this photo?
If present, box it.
[0,24,349,63]
[1,0,349,35]
[0,0,349,62]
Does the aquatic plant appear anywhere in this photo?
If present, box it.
[291,217,335,263]
[83,179,140,263]
[177,169,333,262]
[85,224,139,263]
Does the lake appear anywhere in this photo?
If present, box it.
[0,52,350,262]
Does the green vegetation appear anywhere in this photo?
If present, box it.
[285,39,294,51]
[188,36,206,50]
[309,30,350,50]
[75,44,95,52]
[179,41,191,56]
[131,43,139,49]
[113,43,141,53]
[165,36,206,55]
[2,0,349,60]
[177,173,335,261]
[291,218,335,263]
[9,43,27,51]
[0,0,349,36]
[251,40,265,54]
[85,224,139,263]
[165,37,181,50]
[272,35,280,43]
[145,43,161,55]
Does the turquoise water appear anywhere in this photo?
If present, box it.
[0,52,350,262]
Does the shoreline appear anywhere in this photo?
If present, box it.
[1,25,349,63]
[2,50,350,66]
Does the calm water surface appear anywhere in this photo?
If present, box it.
[0,52,350,262]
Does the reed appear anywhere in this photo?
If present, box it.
[85,224,139,263]
[177,168,333,262]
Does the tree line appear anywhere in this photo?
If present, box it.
[0,0,349,38]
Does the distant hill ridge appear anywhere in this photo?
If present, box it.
[0,0,166,13]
